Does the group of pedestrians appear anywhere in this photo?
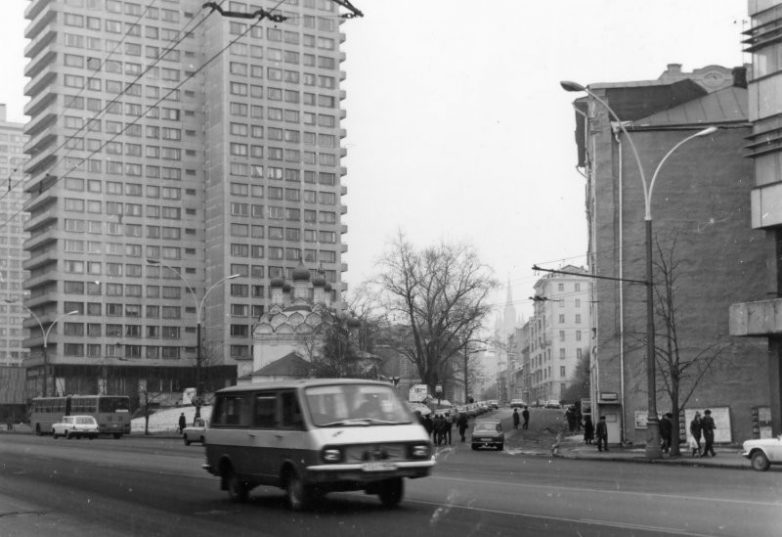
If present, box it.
[419,411,470,446]
[689,409,716,457]
[511,406,529,430]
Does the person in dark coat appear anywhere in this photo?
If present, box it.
[659,413,673,453]
[442,412,453,445]
[689,411,703,457]
[457,412,469,442]
[700,409,716,457]
[595,416,608,452]
[177,412,186,435]
[423,413,434,439]
[512,408,520,430]
[583,415,594,445]
[521,406,530,430]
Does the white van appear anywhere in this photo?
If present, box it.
[203,378,435,510]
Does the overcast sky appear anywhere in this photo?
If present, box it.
[0,0,749,322]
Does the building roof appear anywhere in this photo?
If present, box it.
[629,85,748,128]
[252,352,310,377]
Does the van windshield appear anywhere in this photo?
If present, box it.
[304,384,413,427]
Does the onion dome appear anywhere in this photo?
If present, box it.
[292,263,311,282]
[270,277,285,288]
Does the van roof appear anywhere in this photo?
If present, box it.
[215,378,392,394]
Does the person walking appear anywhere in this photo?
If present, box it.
[701,409,716,457]
[521,406,530,430]
[423,413,434,440]
[659,413,673,454]
[443,412,453,445]
[457,411,469,442]
[583,415,594,445]
[177,412,186,435]
[512,408,520,430]
[689,411,703,457]
[595,415,608,452]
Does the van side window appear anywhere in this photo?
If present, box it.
[253,394,277,428]
[280,391,304,429]
[213,394,251,427]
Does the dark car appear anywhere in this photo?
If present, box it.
[471,419,504,451]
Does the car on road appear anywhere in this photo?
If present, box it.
[742,435,782,471]
[510,399,526,409]
[183,417,207,445]
[544,400,562,409]
[52,415,99,439]
[471,419,505,451]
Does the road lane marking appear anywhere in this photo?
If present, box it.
[409,498,724,537]
[430,475,782,508]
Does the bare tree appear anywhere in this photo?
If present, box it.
[653,238,728,457]
[375,232,497,396]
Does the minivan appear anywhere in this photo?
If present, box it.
[203,378,435,510]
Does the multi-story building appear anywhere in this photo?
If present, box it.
[0,103,29,366]
[527,266,593,404]
[568,65,769,445]
[21,0,349,400]
[730,0,782,437]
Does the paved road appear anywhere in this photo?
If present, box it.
[1,429,779,537]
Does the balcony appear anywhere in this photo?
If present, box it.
[24,207,59,236]
[24,89,57,118]
[24,102,57,137]
[24,68,56,98]
[24,5,56,40]
[22,246,58,271]
[25,0,54,21]
[751,183,782,229]
[729,299,782,337]
[23,146,57,177]
[25,25,56,59]
[24,128,57,158]
[25,42,56,80]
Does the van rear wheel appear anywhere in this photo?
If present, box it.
[224,467,249,502]
[377,477,404,507]
[751,450,770,471]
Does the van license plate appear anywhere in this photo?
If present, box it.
[362,462,397,472]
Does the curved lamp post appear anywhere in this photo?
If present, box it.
[560,80,716,459]
[146,259,239,398]
[5,300,78,397]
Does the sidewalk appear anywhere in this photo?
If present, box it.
[550,434,751,469]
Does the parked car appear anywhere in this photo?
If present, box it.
[52,415,99,439]
[742,435,782,471]
[471,419,505,451]
[183,417,207,445]
[544,400,562,409]
[509,399,526,409]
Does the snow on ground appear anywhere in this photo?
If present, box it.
[131,405,212,434]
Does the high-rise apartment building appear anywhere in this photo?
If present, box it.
[527,266,593,404]
[0,104,29,366]
[22,0,348,398]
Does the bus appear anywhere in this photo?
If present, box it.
[30,395,131,438]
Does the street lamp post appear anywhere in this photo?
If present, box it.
[146,260,239,402]
[5,300,78,397]
[560,80,716,459]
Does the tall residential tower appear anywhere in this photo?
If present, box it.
[22,0,349,398]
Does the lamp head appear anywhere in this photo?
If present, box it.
[228,273,241,280]
[560,80,586,92]
[66,310,79,315]
[146,258,160,265]
[696,126,718,137]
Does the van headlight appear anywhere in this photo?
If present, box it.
[409,444,431,459]
[320,447,343,463]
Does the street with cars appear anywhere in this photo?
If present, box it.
[1,405,780,537]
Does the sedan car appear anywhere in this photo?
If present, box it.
[183,417,207,446]
[510,399,526,409]
[52,415,99,439]
[742,435,782,471]
[471,419,504,451]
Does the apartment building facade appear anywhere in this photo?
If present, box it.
[22,0,348,400]
[0,104,29,367]
[527,266,593,405]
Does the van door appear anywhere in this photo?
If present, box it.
[247,392,279,483]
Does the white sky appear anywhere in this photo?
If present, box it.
[0,0,749,321]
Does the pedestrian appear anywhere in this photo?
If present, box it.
[701,409,716,457]
[522,406,530,430]
[512,408,520,430]
[443,412,453,445]
[596,415,608,452]
[423,413,434,439]
[583,415,594,445]
[659,412,673,453]
[457,411,469,442]
[177,412,186,435]
[689,411,703,457]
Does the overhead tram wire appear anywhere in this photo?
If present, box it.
[0,0,165,203]
[0,1,288,231]
[17,0,229,200]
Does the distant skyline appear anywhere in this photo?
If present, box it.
[0,1,749,321]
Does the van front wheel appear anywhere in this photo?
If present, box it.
[378,477,404,507]
[285,470,313,511]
